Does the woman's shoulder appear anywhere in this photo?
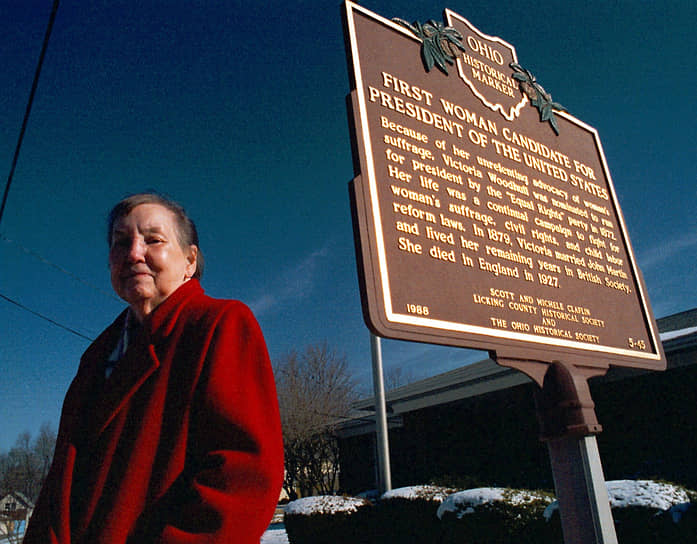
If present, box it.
[185,289,258,328]
[153,280,254,328]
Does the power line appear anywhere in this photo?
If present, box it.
[0,234,119,342]
[0,1,98,346]
[1,234,120,302]
[0,292,94,342]
[0,0,60,230]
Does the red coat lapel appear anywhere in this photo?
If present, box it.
[80,280,204,436]
[91,341,161,435]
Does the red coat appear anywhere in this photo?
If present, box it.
[24,280,284,543]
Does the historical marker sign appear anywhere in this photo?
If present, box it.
[344,1,665,369]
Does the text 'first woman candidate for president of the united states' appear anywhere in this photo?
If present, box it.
[24,193,284,543]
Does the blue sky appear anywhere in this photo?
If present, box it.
[1,0,695,452]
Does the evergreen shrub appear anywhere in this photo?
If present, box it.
[284,495,373,544]
[437,487,555,544]
[544,480,696,544]
[370,485,455,544]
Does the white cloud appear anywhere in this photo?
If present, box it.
[249,246,329,316]
[248,293,277,316]
[638,231,697,270]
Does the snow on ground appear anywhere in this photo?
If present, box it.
[261,524,289,544]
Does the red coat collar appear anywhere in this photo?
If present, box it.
[78,279,205,435]
[142,278,203,339]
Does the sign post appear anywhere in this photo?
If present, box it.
[526,359,618,543]
[370,334,392,494]
[547,436,618,543]
[500,357,618,542]
[343,2,665,541]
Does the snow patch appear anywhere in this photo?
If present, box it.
[437,487,552,520]
[261,526,289,544]
[381,485,453,503]
[285,495,369,516]
[606,480,691,510]
[543,480,692,520]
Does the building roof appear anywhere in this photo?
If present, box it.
[352,357,521,416]
[0,491,33,509]
[657,308,697,333]
[0,491,34,521]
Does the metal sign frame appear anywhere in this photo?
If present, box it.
[344,1,665,370]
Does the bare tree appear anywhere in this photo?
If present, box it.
[385,365,415,391]
[7,432,39,501]
[0,423,56,502]
[33,422,57,488]
[274,343,358,499]
[0,425,55,542]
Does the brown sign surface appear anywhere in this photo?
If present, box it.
[344,1,665,369]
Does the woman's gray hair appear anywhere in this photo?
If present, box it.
[107,192,204,279]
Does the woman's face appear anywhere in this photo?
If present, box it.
[109,203,197,321]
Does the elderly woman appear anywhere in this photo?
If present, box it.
[24,193,284,543]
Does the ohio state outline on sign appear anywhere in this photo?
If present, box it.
[446,11,527,121]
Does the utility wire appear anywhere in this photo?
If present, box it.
[1,234,121,302]
[0,292,94,342]
[0,0,60,230]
